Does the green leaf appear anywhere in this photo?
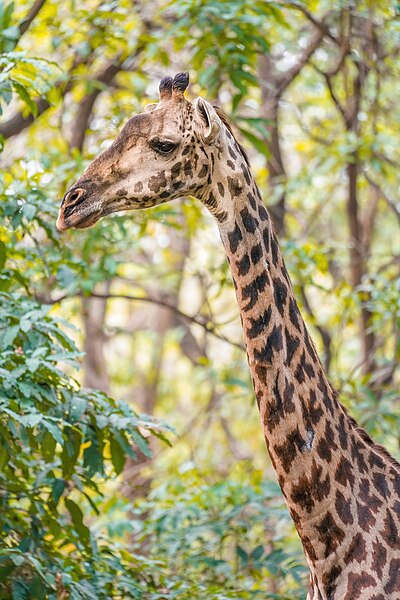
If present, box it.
[0,240,6,270]
[251,544,264,561]
[236,545,248,564]
[83,435,104,477]
[64,498,90,546]
[109,433,126,475]
[61,428,81,478]
[52,478,65,505]
[238,127,270,158]
[11,579,30,600]
[19,413,42,428]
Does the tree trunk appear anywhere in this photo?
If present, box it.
[82,282,111,394]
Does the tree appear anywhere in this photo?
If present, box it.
[1,1,398,598]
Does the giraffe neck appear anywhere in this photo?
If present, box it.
[203,135,400,578]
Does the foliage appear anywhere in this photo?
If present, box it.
[0,292,173,599]
[133,469,307,599]
[0,0,399,598]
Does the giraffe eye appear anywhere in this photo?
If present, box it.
[150,139,178,154]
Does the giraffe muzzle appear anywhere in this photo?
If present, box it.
[56,186,102,232]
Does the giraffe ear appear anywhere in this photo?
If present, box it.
[144,103,157,112]
[194,97,221,144]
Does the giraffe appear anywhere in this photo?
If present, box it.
[56,72,400,599]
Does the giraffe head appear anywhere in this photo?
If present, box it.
[56,72,224,231]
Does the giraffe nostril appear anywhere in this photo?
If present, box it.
[65,188,86,206]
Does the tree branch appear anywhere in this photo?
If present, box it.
[69,58,125,151]
[277,25,326,95]
[17,0,46,39]
[0,97,51,139]
[318,69,348,125]
[0,54,87,139]
[36,291,245,351]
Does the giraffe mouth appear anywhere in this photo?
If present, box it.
[56,208,102,232]
[73,210,103,229]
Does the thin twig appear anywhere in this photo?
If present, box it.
[282,2,338,44]
[364,173,400,224]
[37,291,245,351]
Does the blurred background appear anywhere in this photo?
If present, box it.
[0,1,399,598]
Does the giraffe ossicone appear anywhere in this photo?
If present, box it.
[57,72,400,599]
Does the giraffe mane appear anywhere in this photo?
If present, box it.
[213,107,250,167]
[341,403,400,472]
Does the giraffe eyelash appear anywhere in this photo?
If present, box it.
[149,139,179,154]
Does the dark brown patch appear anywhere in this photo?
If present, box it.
[316,511,345,558]
[228,177,243,198]
[322,565,340,597]
[217,181,225,196]
[241,272,268,312]
[271,234,279,266]
[381,508,400,548]
[343,532,366,564]
[335,489,353,525]
[304,331,318,363]
[316,421,338,463]
[198,163,208,178]
[350,438,369,474]
[133,181,143,193]
[227,222,243,254]
[273,426,305,473]
[228,145,237,160]
[384,558,400,594]
[337,412,348,450]
[246,307,272,339]
[356,500,376,532]
[247,192,256,209]
[241,163,251,185]
[302,535,317,563]
[285,328,299,366]
[283,378,295,413]
[308,390,324,425]
[263,228,270,253]
[273,277,287,316]
[183,160,193,177]
[343,572,376,600]
[148,171,167,193]
[335,456,355,487]
[288,297,301,331]
[372,472,390,500]
[236,253,250,276]
[264,373,285,431]
[290,461,330,512]
[253,324,283,363]
[358,478,383,512]
[258,204,269,221]
[372,540,387,579]
[250,242,262,265]
[240,206,258,233]
[316,436,332,462]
